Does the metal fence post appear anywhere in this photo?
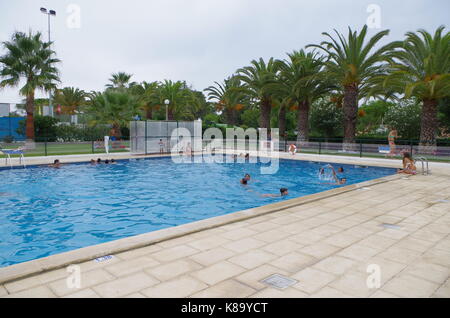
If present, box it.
[92,140,95,154]
[45,137,48,156]
[359,141,363,158]
[410,140,413,154]
[319,141,321,155]
[145,120,148,155]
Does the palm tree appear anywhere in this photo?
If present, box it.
[106,72,133,89]
[277,50,334,142]
[129,81,160,119]
[87,90,140,137]
[0,31,60,140]
[53,87,87,115]
[307,25,395,148]
[157,80,190,120]
[237,58,280,131]
[204,75,246,126]
[378,26,450,148]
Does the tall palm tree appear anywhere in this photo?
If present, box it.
[378,26,450,148]
[53,87,87,115]
[130,81,160,119]
[204,75,246,125]
[277,50,334,142]
[0,31,60,140]
[307,25,395,147]
[106,72,133,89]
[237,58,280,131]
[157,80,190,120]
[87,90,140,137]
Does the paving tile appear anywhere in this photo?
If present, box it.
[370,290,400,298]
[247,221,280,232]
[190,280,256,298]
[329,272,376,297]
[187,236,232,251]
[188,247,236,266]
[0,285,7,297]
[152,245,199,262]
[300,243,340,259]
[93,272,159,298]
[145,259,203,281]
[312,256,356,276]
[250,287,308,298]
[190,261,246,285]
[253,229,292,243]
[292,268,336,294]
[322,233,361,248]
[5,285,56,298]
[403,261,450,284]
[269,252,316,273]
[223,237,266,253]
[63,288,100,298]
[262,239,304,256]
[48,268,115,297]
[142,276,208,298]
[115,244,162,260]
[382,274,440,298]
[309,286,353,298]
[105,256,160,277]
[377,247,422,264]
[220,228,259,240]
[125,292,146,298]
[337,244,381,261]
[228,249,277,270]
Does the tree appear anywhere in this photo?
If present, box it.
[106,72,134,89]
[309,97,343,139]
[384,99,421,140]
[237,58,280,131]
[357,99,393,134]
[378,26,450,147]
[0,31,60,140]
[87,90,140,137]
[277,50,334,142]
[308,25,395,148]
[53,87,87,115]
[156,80,190,120]
[204,75,246,125]
[129,81,160,119]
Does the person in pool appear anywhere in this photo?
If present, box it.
[262,188,289,197]
[49,159,61,168]
[240,173,251,184]
[97,158,102,164]
[110,159,117,164]
[90,159,97,165]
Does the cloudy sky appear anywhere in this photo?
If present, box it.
[0,0,449,104]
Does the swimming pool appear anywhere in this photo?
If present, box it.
[0,156,395,267]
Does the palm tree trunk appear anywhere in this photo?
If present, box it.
[168,108,174,121]
[297,100,310,143]
[260,98,271,130]
[225,108,235,126]
[278,105,286,139]
[342,85,358,151]
[145,106,153,120]
[419,98,438,154]
[25,92,35,140]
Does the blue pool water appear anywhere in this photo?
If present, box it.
[0,156,395,267]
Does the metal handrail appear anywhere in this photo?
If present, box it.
[415,156,430,175]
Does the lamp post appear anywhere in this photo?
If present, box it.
[164,99,170,121]
[40,7,56,117]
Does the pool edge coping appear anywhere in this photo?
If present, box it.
[0,171,403,285]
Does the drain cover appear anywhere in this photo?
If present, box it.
[380,223,401,230]
[434,199,449,203]
[94,255,114,262]
[261,274,298,289]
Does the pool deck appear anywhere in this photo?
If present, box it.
[1,152,449,298]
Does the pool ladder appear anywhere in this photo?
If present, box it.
[415,157,430,175]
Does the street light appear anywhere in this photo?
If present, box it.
[40,7,56,117]
[164,99,170,121]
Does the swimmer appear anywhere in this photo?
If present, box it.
[90,159,96,165]
[110,159,117,164]
[262,188,289,197]
[97,158,102,164]
[245,153,250,159]
[240,173,251,184]
[49,159,61,168]
[105,159,110,164]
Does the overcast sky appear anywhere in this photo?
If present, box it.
[0,0,449,104]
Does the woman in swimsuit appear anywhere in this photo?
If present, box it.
[397,152,417,175]
[387,129,398,156]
